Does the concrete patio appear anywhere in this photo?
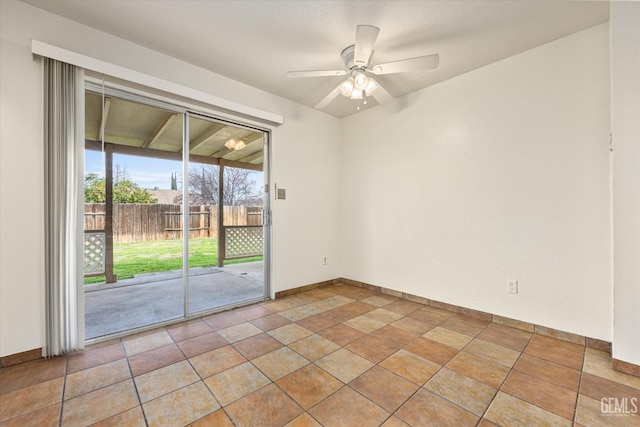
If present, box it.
[84,261,265,339]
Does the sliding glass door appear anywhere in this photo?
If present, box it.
[83,86,268,340]
[186,114,266,314]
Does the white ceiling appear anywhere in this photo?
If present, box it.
[23,0,609,118]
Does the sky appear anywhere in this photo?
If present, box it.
[85,151,264,191]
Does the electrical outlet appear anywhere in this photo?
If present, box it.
[323,257,327,265]
[507,281,518,294]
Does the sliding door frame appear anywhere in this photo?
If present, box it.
[84,81,271,344]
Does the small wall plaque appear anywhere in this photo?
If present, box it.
[277,188,286,200]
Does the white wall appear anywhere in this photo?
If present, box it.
[340,24,612,340]
[0,0,342,357]
[611,2,640,366]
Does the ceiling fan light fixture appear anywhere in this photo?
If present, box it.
[353,71,368,90]
[364,78,378,96]
[340,77,355,97]
[350,89,364,100]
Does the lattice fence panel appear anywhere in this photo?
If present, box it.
[84,232,105,275]
[225,226,263,259]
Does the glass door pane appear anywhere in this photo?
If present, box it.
[83,91,185,339]
[187,115,265,314]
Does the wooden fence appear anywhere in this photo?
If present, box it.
[84,204,262,243]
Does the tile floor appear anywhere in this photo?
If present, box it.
[1,283,639,426]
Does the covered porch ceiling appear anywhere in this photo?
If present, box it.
[85,90,263,171]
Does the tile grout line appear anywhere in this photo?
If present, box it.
[572,344,588,426]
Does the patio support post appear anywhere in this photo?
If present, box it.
[217,164,225,267]
[105,143,117,283]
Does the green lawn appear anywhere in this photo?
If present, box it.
[85,238,262,284]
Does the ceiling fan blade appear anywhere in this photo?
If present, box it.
[354,25,380,67]
[315,83,344,109]
[370,81,394,105]
[369,54,440,75]
[287,70,347,78]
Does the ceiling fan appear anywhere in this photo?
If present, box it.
[287,25,439,110]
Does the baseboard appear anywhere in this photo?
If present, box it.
[613,358,640,377]
[1,347,42,368]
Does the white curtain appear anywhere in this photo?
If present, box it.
[44,58,85,356]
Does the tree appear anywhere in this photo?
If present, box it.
[84,166,157,204]
[170,173,178,190]
[180,165,262,206]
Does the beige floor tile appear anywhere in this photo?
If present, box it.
[177,331,228,358]
[276,364,342,409]
[297,313,340,332]
[361,294,397,307]
[384,300,424,315]
[484,391,571,427]
[316,348,374,383]
[465,339,521,368]
[279,306,318,322]
[189,345,246,379]
[0,403,60,427]
[513,353,581,391]
[346,334,402,363]
[284,412,323,427]
[250,313,292,331]
[64,358,130,400]
[217,322,263,343]
[350,366,418,412]
[404,337,458,365]
[439,315,489,337]
[225,383,303,427]
[501,370,577,420]
[232,333,283,359]
[381,416,411,427]
[127,343,185,377]
[0,357,66,394]
[61,379,139,427]
[267,323,313,345]
[396,389,479,427]
[309,386,389,427]
[91,406,146,427]
[143,381,219,427]
[235,304,274,321]
[317,324,364,346]
[252,347,309,381]
[425,368,497,416]
[391,316,436,335]
[364,308,404,324]
[524,338,583,370]
[167,321,213,343]
[204,311,246,330]
[575,394,640,427]
[134,360,199,403]
[584,348,640,390]
[67,343,125,374]
[380,349,441,385]
[446,351,510,389]
[477,327,530,352]
[189,409,235,427]
[423,326,473,350]
[203,362,270,406]
[580,372,640,402]
[123,331,173,356]
[0,378,63,423]
[343,315,387,334]
[288,334,340,361]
